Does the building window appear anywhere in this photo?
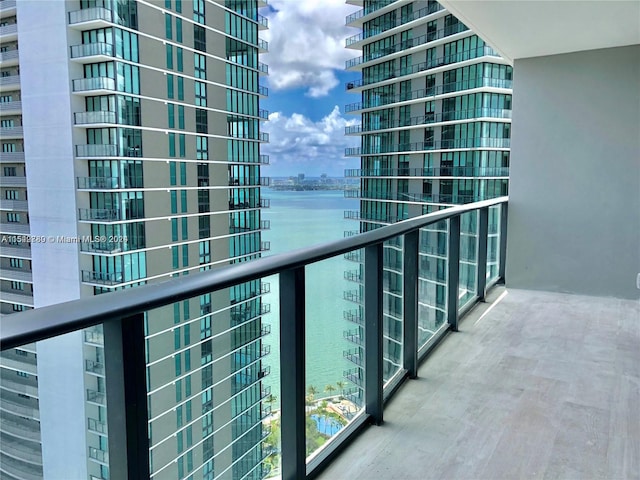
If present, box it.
[11,281,24,290]
[196,136,208,160]
[176,17,183,42]
[3,166,16,176]
[1,119,14,127]
[179,134,186,157]
[195,81,207,106]
[2,143,16,152]
[169,133,176,157]
[167,74,174,98]
[194,25,206,52]
[196,109,208,133]
[0,95,13,103]
[178,105,185,129]
[177,77,184,100]
[194,53,206,79]
[7,213,21,223]
[9,258,23,268]
[193,0,205,24]
[12,304,27,312]
[177,47,184,72]
[166,44,173,69]
[165,13,172,39]
[167,103,175,128]
[5,189,18,199]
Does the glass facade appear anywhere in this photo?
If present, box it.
[344,0,511,405]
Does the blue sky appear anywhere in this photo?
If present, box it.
[260,0,362,177]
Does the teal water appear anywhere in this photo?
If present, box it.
[260,189,359,406]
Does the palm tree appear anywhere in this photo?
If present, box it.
[325,384,336,401]
[336,380,346,400]
[307,385,318,402]
[265,394,277,413]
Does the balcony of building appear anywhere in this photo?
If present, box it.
[0,74,20,92]
[345,166,510,178]
[73,110,117,126]
[67,7,114,29]
[72,76,116,95]
[0,22,18,42]
[345,22,470,70]
[0,125,23,138]
[345,1,445,48]
[0,0,17,16]
[345,108,512,135]
[344,0,396,27]
[0,48,19,67]
[345,46,502,92]
[346,137,510,156]
[1,189,638,479]
[69,42,115,63]
[0,198,29,211]
[344,77,513,114]
[0,100,21,116]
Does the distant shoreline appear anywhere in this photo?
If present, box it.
[268,185,352,191]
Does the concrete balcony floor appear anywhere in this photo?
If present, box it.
[319,287,639,480]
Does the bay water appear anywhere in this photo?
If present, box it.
[260,188,359,407]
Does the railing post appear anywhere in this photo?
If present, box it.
[103,313,149,480]
[498,202,509,282]
[476,207,489,301]
[279,267,306,480]
[402,231,419,379]
[364,243,384,425]
[447,216,461,332]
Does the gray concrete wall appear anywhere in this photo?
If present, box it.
[507,45,640,299]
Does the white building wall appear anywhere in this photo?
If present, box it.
[18,0,88,477]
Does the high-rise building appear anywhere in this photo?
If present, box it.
[0,1,271,479]
[342,0,512,401]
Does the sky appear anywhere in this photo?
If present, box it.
[260,0,363,177]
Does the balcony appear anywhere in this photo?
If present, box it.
[0,48,19,66]
[0,74,20,92]
[345,0,396,26]
[0,100,21,115]
[76,175,143,190]
[344,77,513,113]
[345,108,512,135]
[2,194,638,480]
[74,110,117,126]
[345,166,510,178]
[0,0,17,14]
[75,144,141,158]
[68,7,114,28]
[0,199,29,211]
[345,23,470,70]
[70,42,114,62]
[0,22,18,41]
[346,138,510,156]
[345,2,444,47]
[72,77,116,95]
[0,151,24,163]
[257,13,268,30]
[258,38,268,52]
[78,208,122,222]
[345,46,501,91]
[0,126,23,138]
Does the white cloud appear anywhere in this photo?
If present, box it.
[262,106,360,176]
[262,0,360,97]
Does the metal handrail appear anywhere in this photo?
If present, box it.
[0,197,506,350]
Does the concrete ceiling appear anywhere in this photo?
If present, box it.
[438,0,640,63]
